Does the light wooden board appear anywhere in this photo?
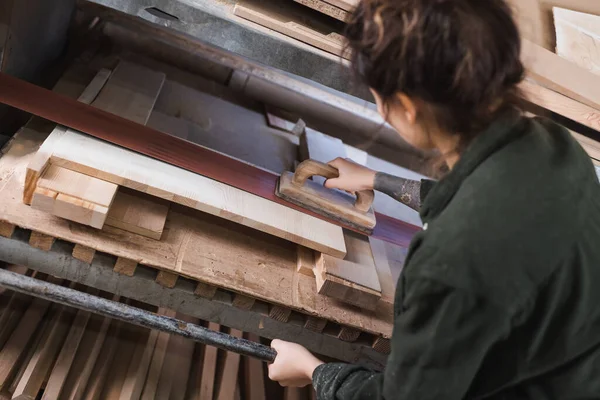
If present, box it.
[216,328,243,400]
[198,322,220,400]
[105,189,170,240]
[522,38,600,110]
[234,0,348,59]
[294,0,349,22]
[554,7,600,75]
[322,0,357,12]
[48,130,346,257]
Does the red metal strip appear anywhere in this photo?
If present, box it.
[0,72,420,247]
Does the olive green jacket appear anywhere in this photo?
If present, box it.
[313,111,600,399]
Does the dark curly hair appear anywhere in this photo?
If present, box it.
[346,0,525,152]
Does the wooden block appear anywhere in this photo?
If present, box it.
[23,69,112,205]
[216,328,243,400]
[294,0,349,22]
[268,305,292,322]
[195,282,218,299]
[41,295,96,400]
[304,316,327,333]
[0,297,52,391]
[105,189,170,240]
[315,269,381,311]
[296,246,315,277]
[243,333,266,400]
[156,271,178,288]
[72,244,96,264]
[53,193,110,229]
[31,187,58,214]
[338,327,361,342]
[232,294,256,310]
[12,306,74,400]
[114,257,138,276]
[554,7,600,75]
[29,231,55,251]
[0,221,15,239]
[198,322,220,400]
[234,0,348,59]
[372,337,391,354]
[37,164,118,207]
[522,38,600,110]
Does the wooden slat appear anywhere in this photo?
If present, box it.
[296,246,315,277]
[338,327,361,342]
[83,321,122,400]
[522,38,600,110]
[304,316,328,333]
[216,328,243,400]
[234,0,347,59]
[233,294,256,310]
[372,337,391,354]
[194,282,218,299]
[72,244,96,264]
[0,291,32,350]
[53,193,110,229]
[0,221,15,238]
[141,309,176,400]
[321,0,356,12]
[101,324,140,399]
[269,305,292,322]
[294,0,349,22]
[167,316,197,400]
[156,271,178,288]
[114,258,138,276]
[119,329,159,400]
[28,231,55,251]
[554,7,600,75]
[105,189,170,240]
[198,322,220,400]
[243,333,266,400]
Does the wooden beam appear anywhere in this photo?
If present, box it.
[72,244,96,264]
[114,257,138,276]
[156,271,179,288]
[197,322,220,400]
[28,231,55,251]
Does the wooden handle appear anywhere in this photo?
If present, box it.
[292,160,375,213]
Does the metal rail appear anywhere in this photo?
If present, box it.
[0,268,277,362]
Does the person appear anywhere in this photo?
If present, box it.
[267,0,600,398]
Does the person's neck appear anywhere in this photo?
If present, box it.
[433,133,461,170]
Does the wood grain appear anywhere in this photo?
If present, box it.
[105,189,170,240]
[243,333,266,400]
[294,0,349,22]
[554,7,600,75]
[321,0,357,12]
[216,328,243,400]
[198,322,220,400]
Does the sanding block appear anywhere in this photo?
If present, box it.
[276,160,376,234]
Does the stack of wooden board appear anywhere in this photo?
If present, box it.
[554,7,600,76]
[0,267,314,400]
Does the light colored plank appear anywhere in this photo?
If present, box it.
[119,329,159,400]
[294,0,349,22]
[507,0,549,48]
[216,328,243,400]
[91,61,166,125]
[23,69,112,205]
[31,187,58,214]
[105,189,170,240]
[234,0,348,59]
[168,316,197,400]
[0,291,33,351]
[198,322,220,400]
[296,246,315,277]
[53,193,109,229]
[72,244,96,264]
[243,333,266,400]
[37,164,117,207]
[141,309,176,400]
[42,292,97,400]
[554,7,600,75]
[12,306,74,400]
[522,38,600,110]
[369,238,401,306]
[48,130,346,258]
[315,263,381,311]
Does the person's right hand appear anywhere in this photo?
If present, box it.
[324,158,376,193]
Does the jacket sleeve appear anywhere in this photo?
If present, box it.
[312,278,511,400]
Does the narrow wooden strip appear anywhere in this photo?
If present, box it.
[268,305,292,323]
[168,316,197,400]
[296,246,315,277]
[194,282,217,299]
[156,271,178,288]
[372,337,391,354]
[31,187,58,215]
[232,294,255,310]
[0,292,33,350]
[119,329,159,400]
[198,322,220,400]
[28,231,55,251]
[101,324,141,400]
[53,193,110,229]
[338,327,361,343]
[0,70,415,249]
[243,333,267,400]
[0,221,15,238]
[105,189,169,240]
[83,321,122,400]
[293,0,349,22]
[141,309,176,400]
[114,258,138,276]
[320,0,356,12]
[216,328,243,400]
[72,244,96,264]
[303,316,327,333]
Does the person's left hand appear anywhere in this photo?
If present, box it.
[268,339,324,387]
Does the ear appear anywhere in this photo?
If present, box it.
[396,93,418,125]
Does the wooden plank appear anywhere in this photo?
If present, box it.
[522,38,600,110]
[92,61,166,125]
[234,0,348,59]
[141,309,176,400]
[216,328,243,400]
[105,189,170,240]
[0,221,15,238]
[372,337,391,354]
[101,324,142,400]
[296,246,315,277]
[198,322,220,400]
[167,317,196,400]
[294,0,349,22]
[507,0,549,48]
[37,164,118,207]
[72,244,96,264]
[83,321,122,400]
[42,291,97,400]
[321,0,357,12]
[315,265,381,311]
[12,306,74,400]
[23,69,112,205]
[554,7,600,75]
[243,333,266,400]
[195,282,218,299]
[48,130,346,257]
[53,193,110,229]
[369,238,402,306]
[119,329,159,400]
[156,271,178,288]
[28,231,55,251]
[0,291,32,350]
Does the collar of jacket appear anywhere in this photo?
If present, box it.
[419,108,529,224]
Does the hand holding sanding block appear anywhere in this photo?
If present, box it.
[276,160,376,234]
